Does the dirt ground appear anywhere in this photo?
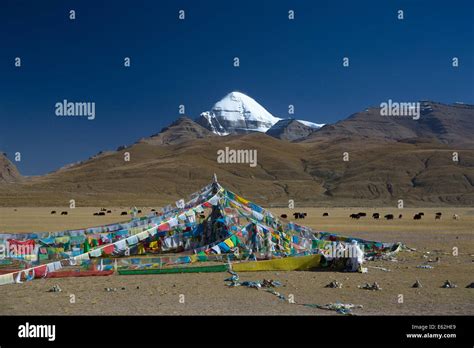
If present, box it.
[0,206,473,315]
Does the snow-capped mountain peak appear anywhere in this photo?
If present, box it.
[196,91,281,134]
[214,91,280,124]
[196,91,324,136]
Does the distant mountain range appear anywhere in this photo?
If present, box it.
[0,93,473,206]
[306,101,474,147]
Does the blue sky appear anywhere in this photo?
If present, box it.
[1,0,473,175]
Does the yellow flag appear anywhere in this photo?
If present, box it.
[236,195,249,205]
[224,239,234,248]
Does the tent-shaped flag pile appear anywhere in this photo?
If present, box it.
[0,176,403,285]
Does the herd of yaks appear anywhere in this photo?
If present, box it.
[279,211,460,220]
[48,208,460,221]
[348,211,459,220]
[49,207,148,216]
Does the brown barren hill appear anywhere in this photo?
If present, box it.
[0,133,323,206]
[139,116,216,146]
[1,133,473,207]
[0,152,21,183]
[301,136,474,206]
[266,119,316,141]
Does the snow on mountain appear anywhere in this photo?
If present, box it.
[196,91,324,136]
[198,111,230,135]
[196,92,281,134]
[298,120,325,129]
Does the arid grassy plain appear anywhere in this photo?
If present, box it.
[0,206,472,315]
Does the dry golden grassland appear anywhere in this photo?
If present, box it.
[0,206,472,315]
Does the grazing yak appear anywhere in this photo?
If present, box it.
[413,214,422,220]
[293,212,307,219]
[384,214,394,220]
[435,215,441,220]
[280,214,288,219]
[323,212,329,217]
[350,213,360,219]
[358,212,367,217]
[398,214,403,219]
[372,213,380,219]
[121,211,127,216]
[50,211,56,215]
[107,210,112,214]
[61,211,68,215]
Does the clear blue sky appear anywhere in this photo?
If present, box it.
[1,0,473,175]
